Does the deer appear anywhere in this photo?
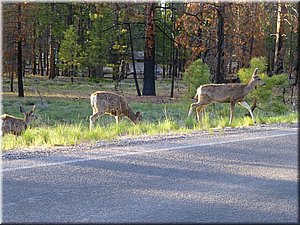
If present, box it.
[89,91,141,130]
[1,105,36,136]
[188,68,265,125]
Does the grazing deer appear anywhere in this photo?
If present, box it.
[89,91,141,130]
[1,105,36,136]
[188,68,265,125]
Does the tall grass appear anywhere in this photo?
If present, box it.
[2,101,297,151]
[1,75,298,151]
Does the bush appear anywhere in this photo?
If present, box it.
[237,57,268,83]
[183,59,211,98]
[237,57,289,114]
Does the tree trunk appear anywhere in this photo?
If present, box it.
[10,70,14,92]
[171,48,178,98]
[294,1,300,86]
[274,1,285,74]
[95,65,103,78]
[39,50,44,76]
[32,24,37,75]
[17,3,24,97]
[170,3,177,98]
[128,23,141,96]
[49,3,56,79]
[45,49,49,76]
[49,39,55,79]
[215,4,225,84]
[142,3,156,96]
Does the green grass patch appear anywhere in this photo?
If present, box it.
[1,75,297,151]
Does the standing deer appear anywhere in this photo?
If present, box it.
[1,105,36,136]
[89,91,141,130]
[188,68,265,125]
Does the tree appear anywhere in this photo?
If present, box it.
[17,3,24,97]
[295,2,300,86]
[274,1,286,74]
[142,3,156,96]
[49,3,56,79]
[176,3,267,82]
[84,5,112,78]
[59,25,82,82]
[215,3,225,84]
[183,59,210,98]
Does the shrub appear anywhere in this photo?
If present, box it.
[237,57,289,114]
[183,59,211,98]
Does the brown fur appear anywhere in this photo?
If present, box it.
[188,68,265,125]
[1,105,36,136]
[89,91,141,129]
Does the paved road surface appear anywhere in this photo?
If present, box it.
[2,125,298,223]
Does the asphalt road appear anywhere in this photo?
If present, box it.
[1,125,298,223]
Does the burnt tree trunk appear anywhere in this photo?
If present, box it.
[215,4,225,84]
[170,2,176,98]
[294,2,300,86]
[17,3,24,97]
[142,3,156,96]
[274,1,285,74]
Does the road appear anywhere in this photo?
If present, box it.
[1,125,298,223]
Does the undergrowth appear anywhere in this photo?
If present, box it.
[1,74,298,151]
[1,101,297,151]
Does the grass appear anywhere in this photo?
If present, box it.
[1,74,298,151]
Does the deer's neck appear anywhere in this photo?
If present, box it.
[24,115,31,125]
[127,107,137,122]
[246,79,257,93]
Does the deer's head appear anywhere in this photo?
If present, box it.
[251,68,266,87]
[20,105,37,124]
[134,111,142,124]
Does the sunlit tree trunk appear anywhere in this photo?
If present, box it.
[142,3,156,96]
[49,3,56,79]
[274,1,285,74]
[295,2,300,86]
[215,3,225,84]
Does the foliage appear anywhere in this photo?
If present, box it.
[237,57,289,114]
[237,57,268,83]
[183,59,211,98]
[82,6,113,74]
[58,25,83,73]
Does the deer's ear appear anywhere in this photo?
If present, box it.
[20,106,26,114]
[252,68,259,77]
[32,105,36,112]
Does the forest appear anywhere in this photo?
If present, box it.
[2,2,299,95]
[1,2,299,150]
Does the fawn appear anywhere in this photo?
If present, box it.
[89,91,141,130]
[1,105,36,136]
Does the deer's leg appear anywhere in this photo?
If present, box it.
[115,116,119,125]
[90,112,102,130]
[238,101,256,123]
[188,102,199,117]
[229,100,236,125]
[196,105,207,123]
